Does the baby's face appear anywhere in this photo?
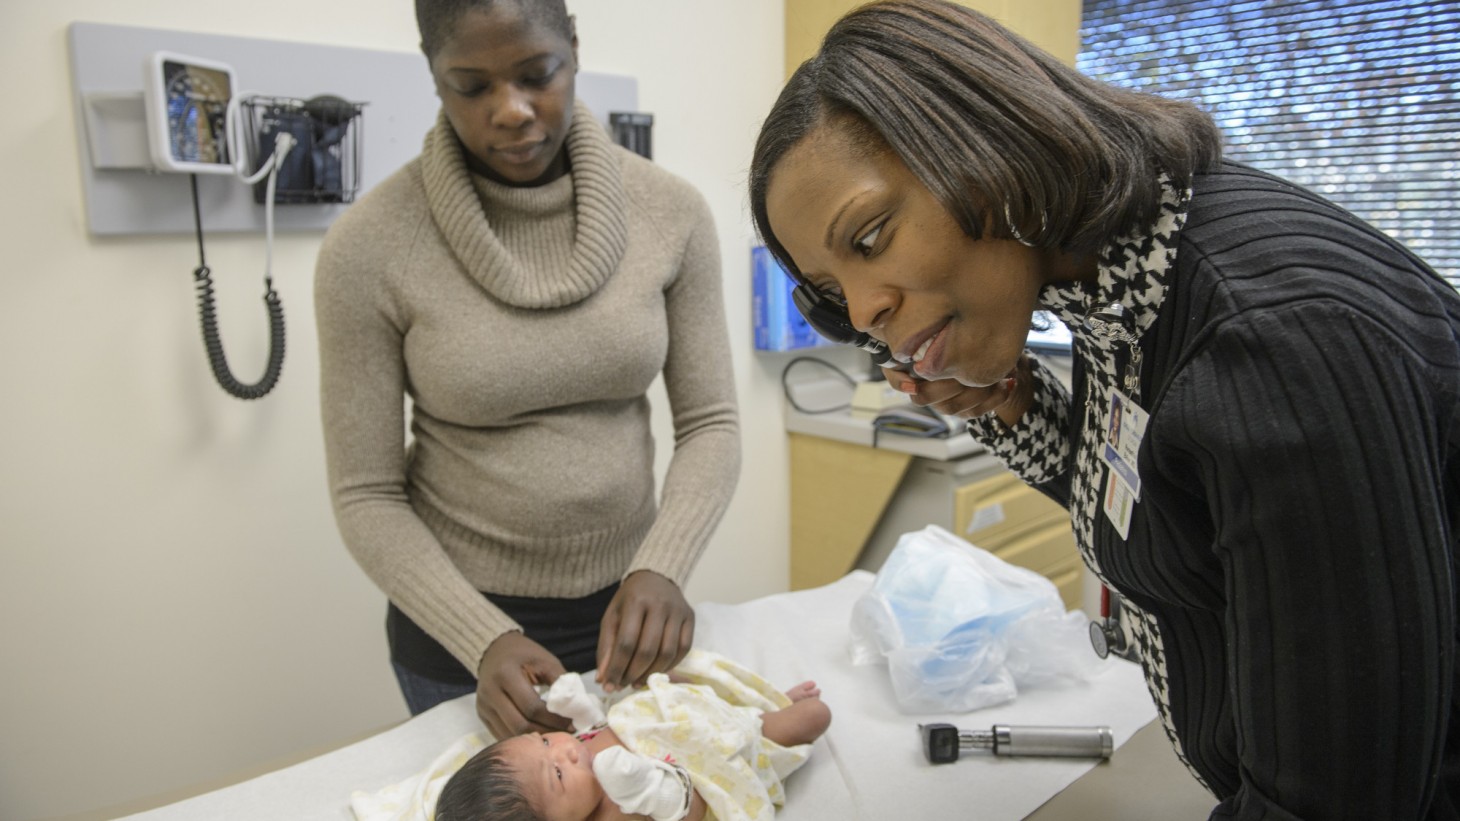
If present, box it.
[500,732,601,821]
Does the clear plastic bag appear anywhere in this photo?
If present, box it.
[849,525,1103,713]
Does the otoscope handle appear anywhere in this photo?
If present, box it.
[983,724,1114,758]
[920,722,1114,763]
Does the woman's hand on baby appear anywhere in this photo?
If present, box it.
[596,570,694,692]
[883,353,1035,429]
[475,631,573,740]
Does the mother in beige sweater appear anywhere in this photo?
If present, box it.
[314,0,739,741]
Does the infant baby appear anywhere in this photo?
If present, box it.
[435,650,831,821]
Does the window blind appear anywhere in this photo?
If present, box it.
[1078,0,1460,288]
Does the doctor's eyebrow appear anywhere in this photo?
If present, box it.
[825,192,870,250]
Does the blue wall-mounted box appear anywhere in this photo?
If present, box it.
[752,245,835,352]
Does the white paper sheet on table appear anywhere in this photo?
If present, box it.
[697,572,1157,820]
[119,571,1156,821]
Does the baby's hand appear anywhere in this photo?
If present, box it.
[593,747,692,821]
[543,672,606,732]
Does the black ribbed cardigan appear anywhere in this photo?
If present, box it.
[1043,162,1459,818]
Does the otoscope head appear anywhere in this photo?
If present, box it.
[919,723,961,764]
[790,283,896,367]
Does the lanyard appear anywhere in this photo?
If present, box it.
[1084,301,1144,659]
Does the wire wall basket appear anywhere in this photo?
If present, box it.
[240,94,366,204]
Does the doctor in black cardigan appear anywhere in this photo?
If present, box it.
[749,1,1460,818]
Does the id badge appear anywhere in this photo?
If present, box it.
[1101,388,1148,500]
[1102,466,1134,539]
[1100,388,1148,540]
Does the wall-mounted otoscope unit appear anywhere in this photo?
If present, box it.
[137,51,364,400]
[919,722,1114,764]
[74,22,640,403]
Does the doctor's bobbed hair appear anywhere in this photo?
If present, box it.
[416,0,573,61]
[749,0,1223,274]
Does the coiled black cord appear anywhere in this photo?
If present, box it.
[189,174,285,400]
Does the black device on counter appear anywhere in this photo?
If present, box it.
[871,405,950,438]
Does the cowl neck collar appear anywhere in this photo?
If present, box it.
[420,99,628,309]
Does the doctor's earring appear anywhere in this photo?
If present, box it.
[1003,203,1049,247]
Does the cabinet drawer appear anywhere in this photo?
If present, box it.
[989,521,1078,577]
[956,473,1068,549]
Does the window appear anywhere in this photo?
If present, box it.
[1079,0,1460,288]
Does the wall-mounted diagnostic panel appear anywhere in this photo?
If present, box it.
[68,22,641,401]
[144,51,236,174]
[69,22,639,236]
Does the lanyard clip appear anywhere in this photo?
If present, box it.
[1083,302,1138,345]
[1085,302,1144,396]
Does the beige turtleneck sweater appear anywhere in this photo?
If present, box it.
[314,101,740,673]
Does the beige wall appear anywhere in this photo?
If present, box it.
[0,2,785,819]
[787,0,1082,74]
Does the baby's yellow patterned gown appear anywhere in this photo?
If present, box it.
[606,650,812,821]
[347,650,812,821]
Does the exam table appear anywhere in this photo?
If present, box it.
[119,572,1215,820]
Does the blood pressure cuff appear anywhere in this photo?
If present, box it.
[252,107,314,204]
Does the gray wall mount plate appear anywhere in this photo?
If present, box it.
[69,22,637,236]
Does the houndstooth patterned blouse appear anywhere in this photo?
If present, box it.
[965,177,1210,790]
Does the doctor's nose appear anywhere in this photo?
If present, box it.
[844,284,896,337]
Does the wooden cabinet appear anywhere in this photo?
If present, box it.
[791,435,1083,610]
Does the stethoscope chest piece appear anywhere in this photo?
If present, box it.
[1089,586,1130,660]
[1089,618,1127,659]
